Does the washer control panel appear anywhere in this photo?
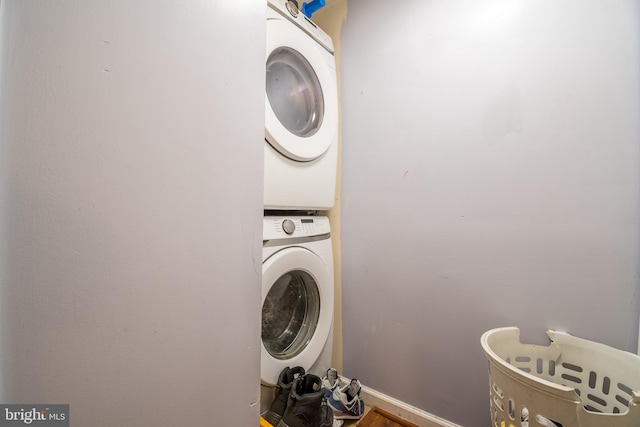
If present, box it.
[264,216,330,240]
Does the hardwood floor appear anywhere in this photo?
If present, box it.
[345,407,419,427]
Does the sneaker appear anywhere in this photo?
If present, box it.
[263,366,306,426]
[327,379,365,420]
[321,368,339,398]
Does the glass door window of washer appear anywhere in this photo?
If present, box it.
[262,269,320,360]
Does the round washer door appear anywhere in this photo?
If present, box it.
[265,19,338,162]
[261,246,334,386]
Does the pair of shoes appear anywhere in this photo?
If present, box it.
[265,366,334,427]
[321,369,366,420]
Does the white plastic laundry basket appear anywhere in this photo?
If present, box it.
[481,327,640,427]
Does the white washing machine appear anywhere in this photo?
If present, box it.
[264,0,338,211]
[260,215,334,412]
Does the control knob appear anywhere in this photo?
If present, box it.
[282,219,296,235]
[285,0,299,17]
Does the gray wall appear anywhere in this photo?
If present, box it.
[340,1,640,425]
[0,1,264,425]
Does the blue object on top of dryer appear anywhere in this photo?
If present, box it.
[264,0,338,211]
[302,0,326,19]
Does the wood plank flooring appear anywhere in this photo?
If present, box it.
[344,407,419,427]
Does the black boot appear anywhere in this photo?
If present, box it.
[277,374,333,427]
[264,366,306,426]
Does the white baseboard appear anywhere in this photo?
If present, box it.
[340,376,462,427]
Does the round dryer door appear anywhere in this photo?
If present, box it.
[261,247,333,386]
[265,19,338,162]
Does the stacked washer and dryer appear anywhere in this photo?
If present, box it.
[261,0,339,415]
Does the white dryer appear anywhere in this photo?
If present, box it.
[260,215,334,411]
[264,0,338,211]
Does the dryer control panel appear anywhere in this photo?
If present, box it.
[263,216,330,240]
[267,0,334,54]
